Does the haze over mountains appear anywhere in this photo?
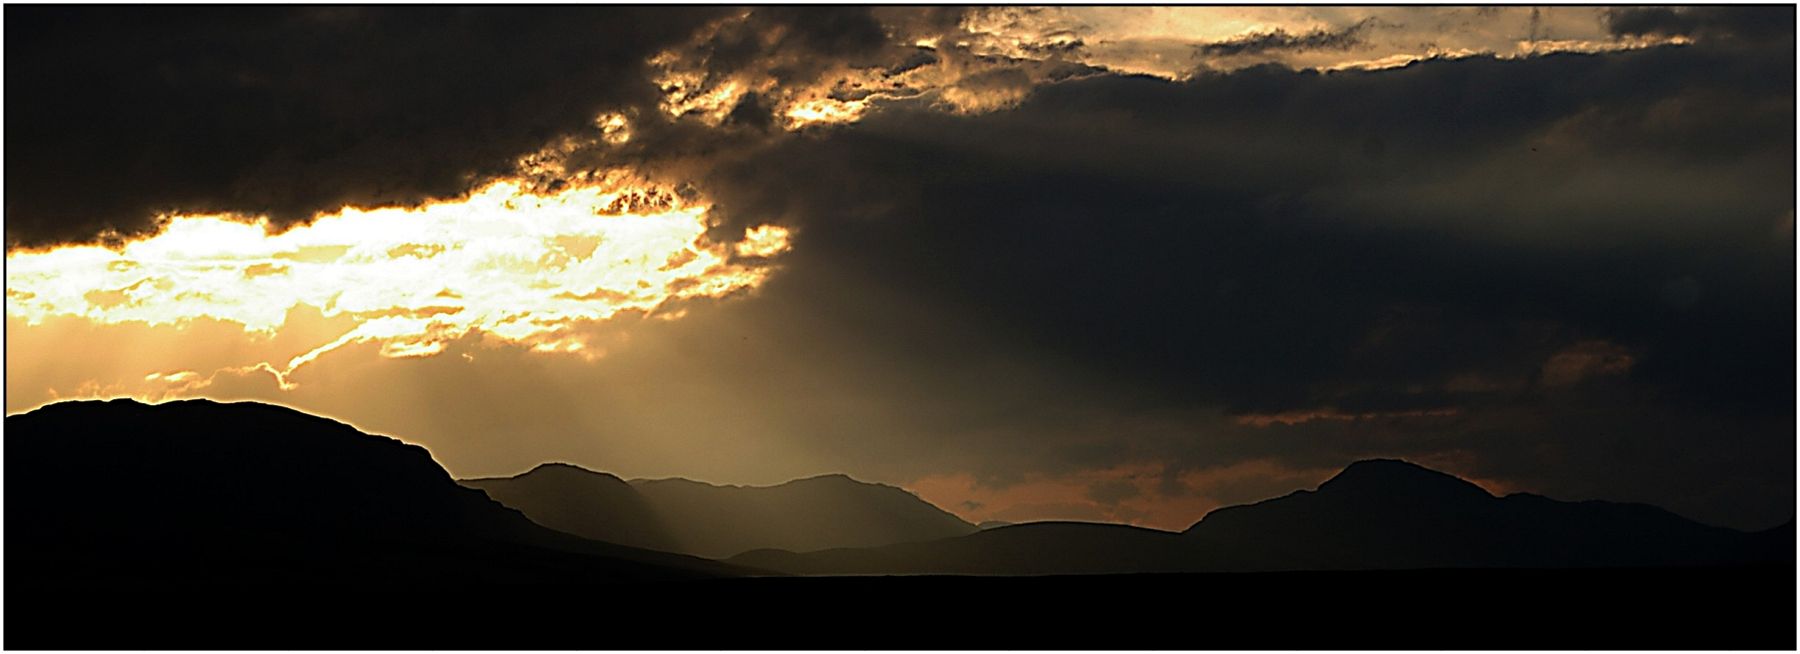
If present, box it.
[449,420,1790,576]
[463,462,977,558]
[733,459,1789,575]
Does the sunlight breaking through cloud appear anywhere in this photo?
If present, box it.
[636,7,1699,136]
[5,180,791,388]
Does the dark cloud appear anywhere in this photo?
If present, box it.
[1197,19,1377,57]
[2,6,934,250]
[1085,479,1143,506]
[713,45,1791,408]
[881,48,942,78]
[659,7,891,89]
[1017,32,1086,58]
[0,6,1078,250]
[4,6,740,248]
[1606,6,1796,44]
[690,35,1793,527]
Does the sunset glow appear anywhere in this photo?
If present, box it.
[6,180,790,388]
[5,5,1790,554]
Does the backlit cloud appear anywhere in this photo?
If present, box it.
[6,179,789,388]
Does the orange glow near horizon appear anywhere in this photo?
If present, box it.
[5,180,791,389]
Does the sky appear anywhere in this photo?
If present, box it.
[5,6,1794,531]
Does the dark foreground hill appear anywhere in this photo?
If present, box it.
[12,566,1794,649]
[464,463,978,558]
[5,398,740,587]
[734,459,1788,576]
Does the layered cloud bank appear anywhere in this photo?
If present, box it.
[4,6,1706,249]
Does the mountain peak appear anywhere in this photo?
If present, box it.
[1318,458,1492,499]
[788,473,872,487]
[503,462,634,490]
[524,461,605,476]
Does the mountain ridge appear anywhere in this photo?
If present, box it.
[735,456,1786,576]
[10,399,1785,583]
[463,459,979,558]
[7,398,744,586]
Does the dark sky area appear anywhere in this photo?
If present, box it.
[5,6,1793,530]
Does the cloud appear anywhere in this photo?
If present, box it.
[1537,340,1635,388]
[1085,478,1143,506]
[1196,19,1377,57]
[1234,408,1461,429]
[952,7,1698,77]
[705,35,1793,412]
[6,180,792,386]
[9,7,1722,253]
[1606,6,1797,43]
[4,6,732,249]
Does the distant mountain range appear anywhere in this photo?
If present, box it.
[462,462,977,558]
[6,398,739,588]
[733,459,1791,575]
[7,399,1789,588]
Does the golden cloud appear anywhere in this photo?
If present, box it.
[6,179,790,389]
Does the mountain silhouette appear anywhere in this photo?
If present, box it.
[6,398,741,588]
[732,458,1787,575]
[464,464,977,558]
[4,402,1790,649]
[462,462,685,553]
[1186,458,1759,570]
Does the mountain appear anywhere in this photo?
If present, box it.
[6,403,1790,649]
[463,464,978,558]
[6,398,741,588]
[459,463,683,552]
[731,458,1784,575]
[1184,458,1757,570]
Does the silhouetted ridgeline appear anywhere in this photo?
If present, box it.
[5,398,740,587]
[463,462,978,558]
[3,399,1792,649]
[733,459,1790,576]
